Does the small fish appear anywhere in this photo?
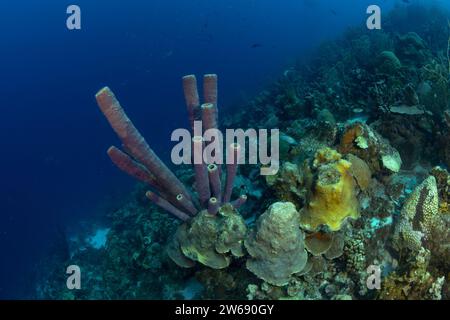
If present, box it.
[250,43,263,48]
[402,0,411,3]
[330,9,337,16]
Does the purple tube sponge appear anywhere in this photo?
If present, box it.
[146,191,191,221]
[96,87,193,215]
[97,74,248,223]
[192,136,211,207]
[203,74,218,106]
[207,164,222,203]
[207,197,220,215]
[107,146,159,188]
[182,75,201,133]
[175,194,197,216]
[96,87,195,206]
[231,194,248,209]
[223,143,241,203]
[201,103,218,131]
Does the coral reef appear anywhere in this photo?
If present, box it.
[37,3,450,300]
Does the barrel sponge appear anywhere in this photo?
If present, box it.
[300,148,359,232]
[245,202,308,286]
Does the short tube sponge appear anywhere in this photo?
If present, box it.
[192,136,211,207]
[207,164,222,203]
[207,197,220,215]
[146,191,190,221]
[175,194,197,216]
[96,87,195,209]
[223,143,241,203]
[231,194,247,209]
[182,75,200,133]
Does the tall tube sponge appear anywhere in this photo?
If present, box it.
[182,75,200,132]
[97,75,247,222]
[223,143,241,203]
[201,74,222,174]
[95,87,197,217]
[192,136,211,207]
[203,74,218,107]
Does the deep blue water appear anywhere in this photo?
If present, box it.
[1,0,444,299]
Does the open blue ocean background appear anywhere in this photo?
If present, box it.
[1,0,447,299]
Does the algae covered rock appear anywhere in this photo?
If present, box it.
[339,122,402,175]
[376,51,402,75]
[265,161,305,208]
[395,32,429,66]
[245,202,308,286]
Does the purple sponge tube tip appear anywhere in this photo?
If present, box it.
[207,197,220,215]
[146,191,190,221]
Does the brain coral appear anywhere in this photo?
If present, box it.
[245,202,308,286]
[300,148,360,232]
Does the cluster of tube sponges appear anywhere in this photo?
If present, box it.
[95,74,246,222]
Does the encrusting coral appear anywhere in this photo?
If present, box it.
[339,122,402,175]
[96,74,249,269]
[176,205,247,269]
[265,161,305,209]
[379,248,444,300]
[299,148,359,232]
